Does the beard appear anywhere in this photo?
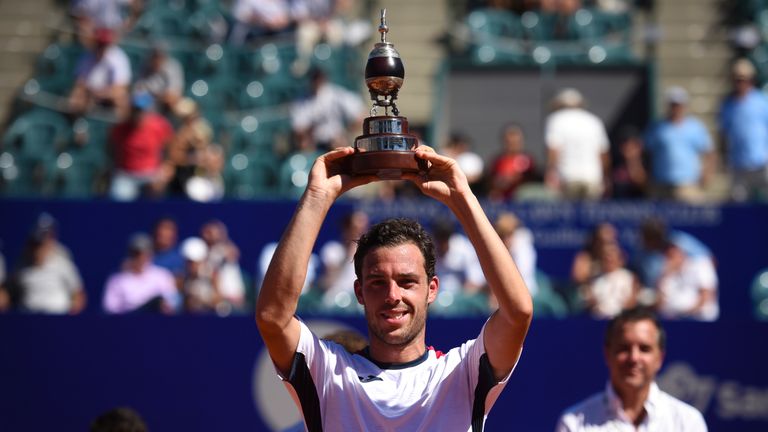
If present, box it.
[365,301,428,349]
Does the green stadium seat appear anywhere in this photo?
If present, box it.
[223,151,279,199]
[751,267,768,320]
[278,150,321,198]
[2,108,71,158]
[532,269,569,318]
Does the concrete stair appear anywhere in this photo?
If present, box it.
[0,0,66,126]
[367,0,449,128]
[653,0,733,199]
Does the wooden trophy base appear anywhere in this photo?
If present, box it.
[346,115,426,179]
[346,150,426,179]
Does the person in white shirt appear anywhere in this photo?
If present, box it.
[656,244,718,321]
[290,67,366,151]
[68,27,132,120]
[556,306,708,431]
[545,88,610,200]
[256,146,533,431]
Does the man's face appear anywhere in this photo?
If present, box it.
[354,243,437,348]
[605,320,664,396]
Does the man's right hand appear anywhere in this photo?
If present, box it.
[305,147,376,202]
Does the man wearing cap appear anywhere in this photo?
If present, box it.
[108,91,175,201]
[103,233,179,314]
[544,88,611,200]
[644,86,714,203]
[133,42,185,113]
[718,58,768,202]
[68,27,132,121]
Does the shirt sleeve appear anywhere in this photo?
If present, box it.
[102,275,123,313]
[60,257,83,295]
[468,321,518,415]
[111,48,132,86]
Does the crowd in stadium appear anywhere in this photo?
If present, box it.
[0,0,766,319]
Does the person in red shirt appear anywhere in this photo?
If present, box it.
[487,122,537,201]
[108,92,174,200]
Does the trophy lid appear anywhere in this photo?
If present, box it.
[365,9,405,107]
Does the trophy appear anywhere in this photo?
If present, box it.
[345,9,427,178]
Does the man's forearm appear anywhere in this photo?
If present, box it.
[256,191,333,328]
[449,190,532,319]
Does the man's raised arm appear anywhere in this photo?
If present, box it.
[256,148,374,375]
[404,148,533,381]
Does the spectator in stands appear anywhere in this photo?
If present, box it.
[290,0,372,75]
[319,210,369,311]
[571,222,620,290]
[441,131,485,193]
[228,0,294,46]
[133,42,185,114]
[0,247,7,312]
[103,233,179,314]
[551,0,586,41]
[644,86,714,203]
[68,27,132,121]
[166,98,216,199]
[321,328,368,354]
[556,307,708,431]
[69,0,143,43]
[545,88,610,200]
[8,214,86,314]
[487,122,537,201]
[200,220,246,313]
[179,236,221,314]
[494,212,539,297]
[630,217,714,293]
[431,218,488,315]
[151,216,185,278]
[581,243,639,319]
[183,144,226,202]
[610,126,648,199]
[90,406,148,432]
[656,243,719,321]
[718,58,768,202]
[108,91,175,201]
[290,67,366,152]
[258,240,319,298]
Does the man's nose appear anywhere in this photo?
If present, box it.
[384,281,402,304]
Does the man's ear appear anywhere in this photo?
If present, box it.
[354,279,364,305]
[427,276,439,304]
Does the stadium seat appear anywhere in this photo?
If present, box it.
[278,150,322,198]
[751,267,768,320]
[223,151,279,199]
[30,42,83,95]
[0,151,56,196]
[532,269,569,318]
[465,8,527,65]
[2,108,71,158]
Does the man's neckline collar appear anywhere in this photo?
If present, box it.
[360,347,431,370]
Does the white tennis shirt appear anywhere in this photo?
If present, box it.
[278,319,515,431]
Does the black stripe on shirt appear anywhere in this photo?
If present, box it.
[288,352,323,432]
[471,353,497,432]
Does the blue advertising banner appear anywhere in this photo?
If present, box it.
[1,199,766,319]
[0,315,766,431]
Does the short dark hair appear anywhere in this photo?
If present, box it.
[603,306,666,352]
[90,407,147,432]
[354,218,436,281]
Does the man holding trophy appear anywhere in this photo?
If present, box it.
[256,10,533,431]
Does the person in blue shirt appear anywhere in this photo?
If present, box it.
[718,58,768,202]
[644,86,714,203]
[151,216,185,278]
